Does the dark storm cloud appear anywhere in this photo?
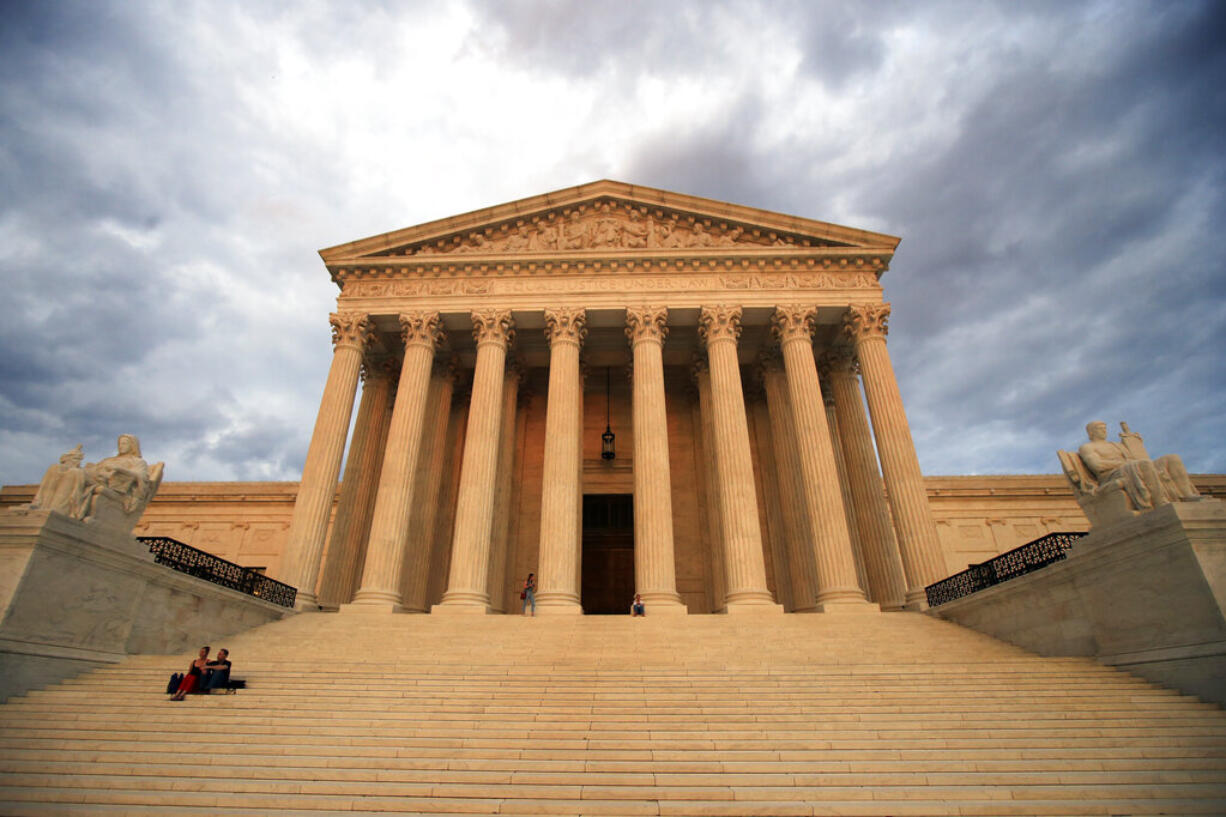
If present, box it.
[609,0,1226,473]
[1,0,1222,487]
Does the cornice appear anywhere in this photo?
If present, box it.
[331,249,892,288]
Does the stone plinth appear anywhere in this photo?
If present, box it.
[0,510,290,701]
[934,500,1226,705]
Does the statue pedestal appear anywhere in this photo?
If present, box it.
[0,510,290,701]
[934,500,1226,705]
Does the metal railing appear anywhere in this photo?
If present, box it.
[925,531,1087,607]
[138,536,297,608]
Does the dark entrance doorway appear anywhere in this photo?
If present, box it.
[581,494,634,614]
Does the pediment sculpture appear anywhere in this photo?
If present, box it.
[379,200,830,258]
[1058,421,1204,529]
[21,434,164,534]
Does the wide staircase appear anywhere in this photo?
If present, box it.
[1,611,1224,816]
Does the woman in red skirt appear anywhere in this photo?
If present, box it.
[169,646,210,701]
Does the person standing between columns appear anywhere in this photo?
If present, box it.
[771,306,871,610]
[281,312,373,609]
[535,307,586,613]
[843,303,947,608]
[697,305,779,611]
[349,312,445,611]
[822,347,908,610]
[436,310,516,612]
[625,306,686,613]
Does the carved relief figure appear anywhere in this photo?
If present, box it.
[1059,421,1203,528]
[396,202,811,256]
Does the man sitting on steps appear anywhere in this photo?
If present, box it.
[203,648,232,693]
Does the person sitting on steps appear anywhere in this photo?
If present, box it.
[631,594,645,617]
[203,648,232,693]
[169,646,209,701]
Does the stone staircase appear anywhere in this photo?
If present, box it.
[0,611,1224,816]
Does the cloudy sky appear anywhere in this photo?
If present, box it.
[1,0,1223,485]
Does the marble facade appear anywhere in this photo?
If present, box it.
[271,181,954,613]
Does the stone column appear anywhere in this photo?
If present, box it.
[485,359,525,613]
[317,359,393,606]
[281,311,372,609]
[436,310,515,612]
[399,359,458,613]
[697,306,779,612]
[348,312,444,611]
[771,306,871,610]
[823,347,907,610]
[535,307,586,614]
[626,307,686,613]
[821,375,870,593]
[843,303,947,608]
[758,353,819,612]
[691,360,727,612]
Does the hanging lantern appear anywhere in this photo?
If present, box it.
[601,367,616,460]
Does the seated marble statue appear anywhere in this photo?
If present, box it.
[1059,421,1201,528]
[29,444,87,517]
[23,435,163,534]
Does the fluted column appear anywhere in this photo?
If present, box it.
[821,374,870,593]
[771,306,871,610]
[399,359,458,612]
[317,359,393,606]
[536,308,586,614]
[844,303,946,608]
[698,306,779,612]
[282,311,372,609]
[485,359,525,613]
[691,359,727,612]
[759,353,819,612]
[823,347,907,610]
[348,312,444,611]
[626,307,686,612]
[436,310,516,612]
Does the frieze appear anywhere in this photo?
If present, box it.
[366,198,849,258]
[342,271,879,300]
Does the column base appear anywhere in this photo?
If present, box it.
[724,599,785,614]
[292,594,321,612]
[431,601,493,615]
[815,598,880,614]
[536,601,583,613]
[339,601,405,614]
[637,592,688,615]
[903,588,930,611]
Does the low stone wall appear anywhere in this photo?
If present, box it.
[0,510,292,701]
[933,501,1226,705]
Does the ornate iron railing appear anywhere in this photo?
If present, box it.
[138,536,297,608]
[925,531,1087,607]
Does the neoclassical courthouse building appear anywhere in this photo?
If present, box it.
[7,181,1219,614]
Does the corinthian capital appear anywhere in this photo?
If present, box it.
[770,305,817,345]
[399,311,444,350]
[819,345,859,378]
[842,303,891,342]
[472,309,516,347]
[329,312,373,352]
[697,305,742,348]
[625,306,669,345]
[543,307,587,348]
[756,348,785,377]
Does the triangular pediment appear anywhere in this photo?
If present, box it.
[319,180,900,266]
